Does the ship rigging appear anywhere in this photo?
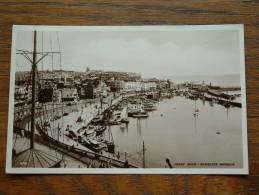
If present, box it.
[13,30,62,168]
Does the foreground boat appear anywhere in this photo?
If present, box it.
[131,112,149,118]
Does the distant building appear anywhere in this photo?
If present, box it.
[157,80,171,89]
[88,71,141,81]
[122,81,142,92]
[79,77,99,99]
[94,81,110,98]
[106,78,123,92]
[61,88,79,102]
[53,89,62,102]
[79,83,94,99]
[15,86,28,101]
[56,76,74,87]
[38,87,53,103]
[141,81,157,91]
[15,71,31,85]
[188,81,208,92]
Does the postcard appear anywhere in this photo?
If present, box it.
[6,25,248,174]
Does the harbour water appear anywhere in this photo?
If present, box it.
[108,96,243,168]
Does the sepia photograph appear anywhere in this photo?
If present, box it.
[6,25,248,174]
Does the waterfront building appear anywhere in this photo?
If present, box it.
[157,80,171,89]
[123,81,142,92]
[89,71,141,81]
[188,81,209,92]
[84,83,94,99]
[53,89,62,103]
[174,83,188,90]
[15,71,31,85]
[38,87,53,103]
[61,87,79,102]
[94,81,110,98]
[106,78,123,92]
[57,76,74,87]
[15,86,28,101]
[79,77,100,99]
[78,83,87,99]
[141,81,157,91]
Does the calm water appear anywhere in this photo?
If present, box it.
[109,96,243,168]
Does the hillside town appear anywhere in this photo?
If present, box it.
[12,29,243,169]
[15,69,241,111]
[15,69,173,105]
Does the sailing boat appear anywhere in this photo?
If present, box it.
[120,106,129,124]
[76,109,83,123]
[106,126,115,153]
[193,100,199,117]
[12,31,62,168]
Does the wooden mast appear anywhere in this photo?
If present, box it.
[15,31,63,168]
[142,141,146,168]
[30,30,37,149]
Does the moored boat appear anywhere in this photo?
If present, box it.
[95,125,107,135]
[76,116,83,122]
[63,112,69,116]
[131,112,149,118]
[79,137,103,152]
[142,103,156,112]
[91,114,104,124]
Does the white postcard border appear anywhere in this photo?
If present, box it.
[6,24,248,174]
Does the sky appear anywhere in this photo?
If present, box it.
[15,28,242,79]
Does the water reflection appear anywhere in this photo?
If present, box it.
[109,96,243,168]
[194,113,198,134]
[136,119,142,136]
[226,107,229,119]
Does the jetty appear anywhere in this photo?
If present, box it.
[14,128,137,168]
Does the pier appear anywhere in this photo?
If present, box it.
[14,127,137,168]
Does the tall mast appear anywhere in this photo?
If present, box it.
[16,30,61,149]
[142,141,146,168]
[30,30,37,149]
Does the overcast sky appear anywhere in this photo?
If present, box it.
[15,29,241,79]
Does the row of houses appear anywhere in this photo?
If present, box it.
[15,69,175,104]
[15,78,174,103]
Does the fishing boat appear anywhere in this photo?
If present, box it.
[52,115,61,121]
[65,130,78,140]
[131,112,149,118]
[109,106,129,124]
[106,126,115,153]
[195,109,199,113]
[142,103,156,112]
[91,114,104,124]
[76,116,83,123]
[120,123,126,129]
[193,100,199,117]
[128,108,140,117]
[63,112,69,116]
[107,141,115,153]
[83,128,95,136]
[80,137,103,152]
[95,125,107,135]
[223,101,231,108]
[128,104,143,117]
[108,119,121,125]
[119,106,129,123]
[120,118,129,124]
